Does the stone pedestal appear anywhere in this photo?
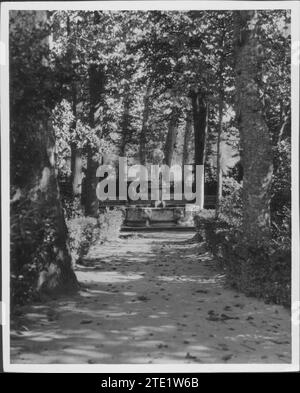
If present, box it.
[124,204,201,228]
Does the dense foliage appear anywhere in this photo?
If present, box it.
[10,10,291,307]
[67,208,124,266]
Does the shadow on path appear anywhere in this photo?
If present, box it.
[11,231,291,364]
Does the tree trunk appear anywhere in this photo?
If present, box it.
[83,12,105,217]
[70,89,83,216]
[85,152,99,216]
[215,83,224,218]
[139,81,152,165]
[191,90,208,208]
[191,91,208,166]
[164,107,179,167]
[215,100,223,217]
[215,30,226,219]
[71,144,83,196]
[182,111,193,166]
[84,63,105,216]
[234,10,273,242]
[276,106,290,146]
[10,11,78,299]
[67,15,83,209]
[35,128,79,294]
[119,88,132,156]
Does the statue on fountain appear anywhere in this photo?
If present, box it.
[152,148,166,208]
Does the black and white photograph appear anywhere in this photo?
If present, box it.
[1,1,299,372]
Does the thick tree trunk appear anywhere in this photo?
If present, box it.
[164,107,179,167]
[191,90,208,208]
[235,10,273,242]
[35,130,79,294]
[10,11,78,298]
[139,81,152,165]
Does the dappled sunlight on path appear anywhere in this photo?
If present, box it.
[11,232,291,364]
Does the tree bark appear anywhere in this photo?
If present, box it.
[215,97,223,217]
[215,69,225,218]
[71,145,83,196]
[182,111,193,166]
[191,90,208,208]
[139,81,152,165]
[67,15,83,207]
[164,107,179,167]
[234,10,273,242]
[85,152,99,216]
[83,12,105,217]
[119,88,132,156]
[70,88,83,214]
[191,91,208,166]
[84,63,105,217]
[36,126,79,294]
[276,106,290,146]
[215,25,226,218]
[10,11,78,298]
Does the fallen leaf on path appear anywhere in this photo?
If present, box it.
[137,295,149,301]
[196,289,208,294]
[185,352,198,360]
[222,354,233,361]
[268,339,290,344]
[220,313,239,321]
[157,343,168,349]
[207,315,220,321]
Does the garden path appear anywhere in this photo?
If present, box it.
[11,231,291,364]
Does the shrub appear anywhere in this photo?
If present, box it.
[67,217,99,266]
[194,212,291,307]
[62,195,83,220]
[271,139,291,219]
[67,208,125,265]
[11,264,40,307]
[11,197,41,306]
[193,209,216,241]
[98,207,125,243]
[272,205,291,248]
[11,192,75,306]
[222,236,291,306]
[218,177,243,227]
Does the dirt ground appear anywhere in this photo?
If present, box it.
[11,231,291,364]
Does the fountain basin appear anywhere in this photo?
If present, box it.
[124,205,201,228]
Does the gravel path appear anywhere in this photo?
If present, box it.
[11,231,291,364]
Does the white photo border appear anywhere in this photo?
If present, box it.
[1,1,299,373]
